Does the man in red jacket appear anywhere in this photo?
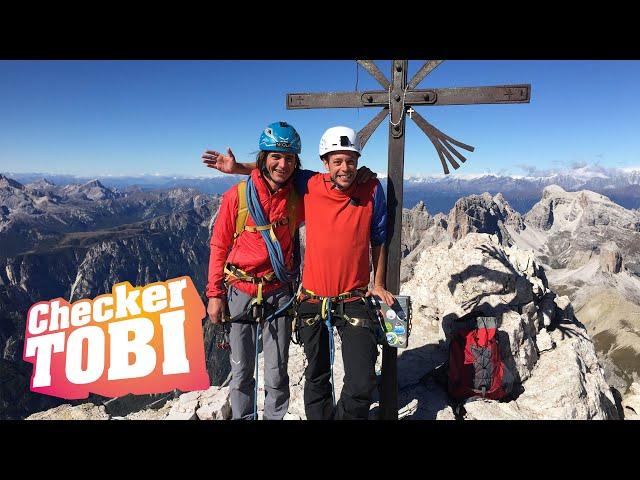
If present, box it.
[204,126,394,420]
[206,121,304,420]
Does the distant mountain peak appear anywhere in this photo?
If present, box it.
[0,174,25,190]
[26,178,56,189]
[542,184,567,196]
[82,179,105,188]
[411,200,426,211]
[59,178,118,201]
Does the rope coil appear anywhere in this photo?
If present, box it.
[246,176,297,283]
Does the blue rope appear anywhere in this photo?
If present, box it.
[246,177,297,284]
[266,296,295,322]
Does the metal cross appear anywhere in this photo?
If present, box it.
[286,60,531,420]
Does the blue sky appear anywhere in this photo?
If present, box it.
[1,60,639,177]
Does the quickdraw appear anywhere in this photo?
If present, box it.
[214,323,231,351]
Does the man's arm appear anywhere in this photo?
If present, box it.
[202,148,255,175]
[367,180,395,305]
[202,147,377,183]
[370,244,395,306]
[203,148,315,197]
[206,189,237,323]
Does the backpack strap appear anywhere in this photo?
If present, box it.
[235,180,299,242]
[234,180,249,241]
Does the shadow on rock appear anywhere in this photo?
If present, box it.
[547,314,591,343]
[373,342,451,419]
[447,246,534,312]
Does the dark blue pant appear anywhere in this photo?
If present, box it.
[298,302,378,420]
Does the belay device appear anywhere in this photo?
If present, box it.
[369,295,412,348]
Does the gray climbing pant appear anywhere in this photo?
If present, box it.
[227,284,292,420]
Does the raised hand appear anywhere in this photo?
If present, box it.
[202,148,238,174]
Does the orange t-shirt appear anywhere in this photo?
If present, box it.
[295,171,387,297]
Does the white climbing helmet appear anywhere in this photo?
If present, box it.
[318,126,361,158]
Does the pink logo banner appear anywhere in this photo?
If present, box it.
[23,276,210,399]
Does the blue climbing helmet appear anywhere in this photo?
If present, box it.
[258,121,301,154]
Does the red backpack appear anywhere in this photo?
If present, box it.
[447,313,513,401]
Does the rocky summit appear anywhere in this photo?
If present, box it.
[29,233,619,420]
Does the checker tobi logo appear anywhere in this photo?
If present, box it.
[23,276,210,400]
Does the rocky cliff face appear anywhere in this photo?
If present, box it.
[399,187,638,414]
[599,242,623,274]
[0,180,226,419]
[399,233,617,419]
[446,192,524,245]
[400,192,524,283]
[505,185,640,395]
[526,185,640,232]
[401,201,433,257]
[522,185,640,270]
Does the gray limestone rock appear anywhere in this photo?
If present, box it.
[26,403,110,420]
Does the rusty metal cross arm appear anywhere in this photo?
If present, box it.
[411,110,474,175]
[357,59,442,91]
[357,109,389,149]
[356,60,390,89]
[287,85,530,110]
[407,60,444,90]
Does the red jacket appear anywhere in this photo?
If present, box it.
[206,168,304,299]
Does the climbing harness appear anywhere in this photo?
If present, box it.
[295,287,370,407]
[223,263,278,316]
